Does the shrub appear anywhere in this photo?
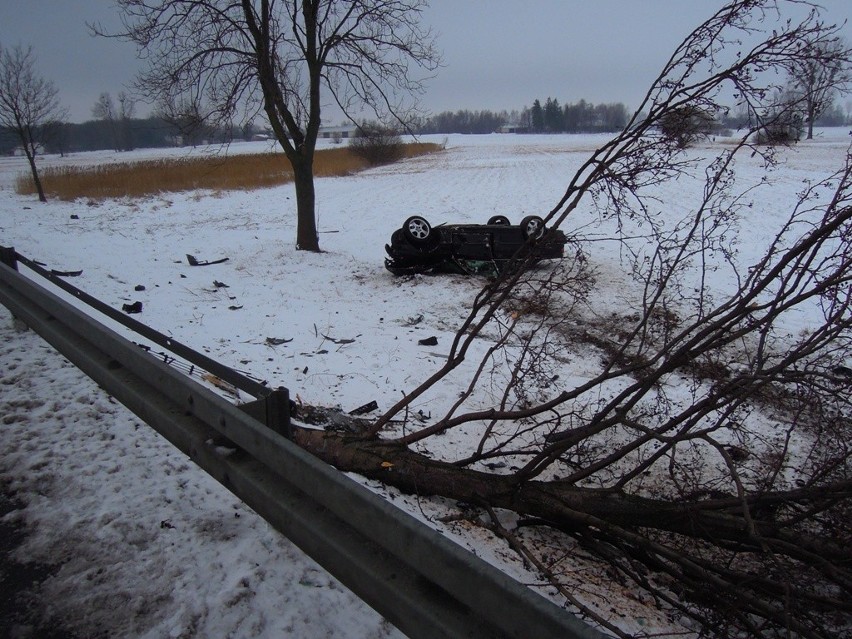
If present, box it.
[755,112,803,145]
[659,105,716,148]
[348,123,404,166]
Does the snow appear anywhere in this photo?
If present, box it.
[1,129,849,637]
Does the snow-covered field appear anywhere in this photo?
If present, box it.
[1,130,849,637]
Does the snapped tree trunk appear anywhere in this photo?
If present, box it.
[290,425,848,560]
[291,156,319,252]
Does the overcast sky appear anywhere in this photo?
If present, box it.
[1,1,850,124]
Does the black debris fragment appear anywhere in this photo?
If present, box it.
[265,337,293,346]
[134,284,146,291]
[50,269,83,277]
[122,301,143,314]
[418,336,438,346]
[349,400,378,416]
[186,253,229,266]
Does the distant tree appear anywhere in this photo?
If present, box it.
[543,97,562,132]
[93,92,119,151]
[241,120,256,141]
[115,91,136,150]
[128,116,177,148]
[815,102,847,126]
[596,102,629,131]
[562,100,629,133]
[101,0,440,252]
[722,102,751,129]
[562,100,581,131]
[530,99,544,132]
[786,37,851,139]
[156,98,211,147]
[755,87,804,144]
[40,118,67,156]
[0,125,15,155]
[563,99,594,132]
[0,44,65,202]
[92,92,115,122]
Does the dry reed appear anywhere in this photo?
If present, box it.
[16,142,442,201]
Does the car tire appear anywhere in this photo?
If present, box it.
[520,215,545,240]
[403,215,432,245]
[487,215,510,225]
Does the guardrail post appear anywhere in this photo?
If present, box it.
[265,386,292,439]
[238,387,292,439]
[0,246,24,328]
[0,246,17,272]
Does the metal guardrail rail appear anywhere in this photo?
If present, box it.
[8,248,272,398]
[0,248,609,639]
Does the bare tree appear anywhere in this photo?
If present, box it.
[92,91,116,122]
[787,37,851,139]
[116,91,136,151]
[0,44,64,202]
[92,91,140,152]
[96,1,440,251]
[273,2,851,636]
[155,97,211,147]
[93,91,120,151]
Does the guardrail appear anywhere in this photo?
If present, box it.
[0,247,608,639]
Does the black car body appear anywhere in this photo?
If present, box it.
[384,215,567,275]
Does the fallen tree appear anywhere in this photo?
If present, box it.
[290,2,851,637]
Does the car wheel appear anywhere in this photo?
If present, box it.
[488,215,510,225]
[521,215,545,240]
[403,215,432,245]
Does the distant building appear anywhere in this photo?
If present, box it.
[318,125,358,139]
[11,144,45,156]
[498,123,529,134]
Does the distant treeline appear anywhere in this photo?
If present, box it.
[0,116,256,156]
[417,109,513,135]
[416,99,633,135]
[417,98,851,135]
[2,96,849,157]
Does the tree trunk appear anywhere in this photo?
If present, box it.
[807,101,815,140]
[289,425,847,562]
[23,146,46,203]
[292,157,319,251]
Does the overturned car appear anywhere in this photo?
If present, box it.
[384,214,567,275]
